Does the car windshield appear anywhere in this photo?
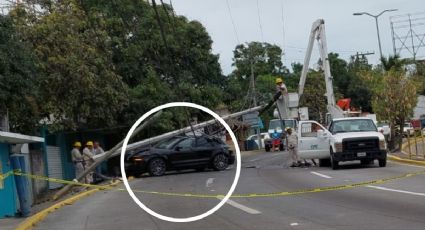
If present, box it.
[331,119,377,133]
[269,120,295,130]
[154,137,183,149]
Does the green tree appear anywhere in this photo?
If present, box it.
[0,15,39,133]
[12,1,129,131]
[328,52,351,97]
[299,71,327,122]
[366,70,417,149]
[380,54,405,71]
[81,0,225,122]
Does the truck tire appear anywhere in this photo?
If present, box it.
[378,158,387,167]
[330,152,339,170]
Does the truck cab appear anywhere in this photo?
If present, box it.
[297,118,388,169]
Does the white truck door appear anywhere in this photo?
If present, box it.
[298,121,330,159]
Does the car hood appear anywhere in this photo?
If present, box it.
[332,132,385,142]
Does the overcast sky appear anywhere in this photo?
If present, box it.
[172,0,424,74]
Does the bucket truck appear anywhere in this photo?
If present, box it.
[294,19,387,169]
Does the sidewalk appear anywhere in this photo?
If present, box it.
[0,179,120,230]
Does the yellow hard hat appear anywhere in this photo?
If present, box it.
[86,141,93,146]
[275,78,283,84]
[73,141,82,147]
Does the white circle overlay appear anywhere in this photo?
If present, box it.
[120,102,241,223]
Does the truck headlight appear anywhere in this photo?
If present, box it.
[334,142,343,152]
[379,140,386,150]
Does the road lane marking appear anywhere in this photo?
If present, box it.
[311,171,332,179]
[366,185,425,197]
[219,198,261,214]
[290,223,299,226]
[206,178,215,188]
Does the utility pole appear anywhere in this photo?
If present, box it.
[249,59,257,107]
[353,9,398,62]
[248,57,262,149]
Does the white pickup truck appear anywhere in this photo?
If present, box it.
[297,117,388,170]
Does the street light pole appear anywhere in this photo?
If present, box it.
[374,16,383,60]
[353,9,398,60]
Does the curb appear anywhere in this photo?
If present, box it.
[15,180,122,230]
[388,154,425,166]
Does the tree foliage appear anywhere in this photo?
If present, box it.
[0,14,39,133]
[365,70,417,149]
[299,71,327,122]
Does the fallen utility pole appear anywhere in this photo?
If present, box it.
[103,105,266,159]
[54,95,284,200]
[53,111,163,200]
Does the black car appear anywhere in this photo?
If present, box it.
[125,135,235,176]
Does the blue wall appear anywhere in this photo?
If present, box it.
[0,143,17,218]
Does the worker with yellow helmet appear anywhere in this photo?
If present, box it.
[71,141,84,180]
[275,77,288,96]
[82,141,95,184]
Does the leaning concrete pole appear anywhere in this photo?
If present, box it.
[105,105,266,159]
[54,103,272,200]
[53,111,163,200]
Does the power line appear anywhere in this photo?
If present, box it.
[225,0,240,44]
[280,0,286,64]
[256,0,264,42]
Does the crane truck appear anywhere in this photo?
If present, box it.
[267,19,388,169]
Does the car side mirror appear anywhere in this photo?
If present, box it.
[175,146,182,151]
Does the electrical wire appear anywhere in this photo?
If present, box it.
[225,0,240,44]
[256,0,264,42]
[280,0,286,64]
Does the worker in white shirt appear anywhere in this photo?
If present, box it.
[71,142,84,178]
[82,141,95,184]
[286,128,300,167]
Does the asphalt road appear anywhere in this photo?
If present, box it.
[35,151,425,230]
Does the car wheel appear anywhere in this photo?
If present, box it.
[148,158,167,176]
[319,159,330,167]
[212,153,229,171]
[330,152,339,170]
[265,145,270,152]
[379,158,387,167]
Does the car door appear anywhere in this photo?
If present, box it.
[298,121,330,159]
[168,138,196,167]
[192,137,215,165]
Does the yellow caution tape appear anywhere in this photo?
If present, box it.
[2,170,425,199]
[0,170,14,180]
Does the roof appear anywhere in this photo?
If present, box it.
[0,131,44,144]
[332,117,373,122]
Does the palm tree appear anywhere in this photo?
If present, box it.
[380,54,405,71]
